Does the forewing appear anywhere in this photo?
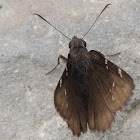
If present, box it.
[54,69,70,119]
[88,50,134,131]
[54,68,88,136]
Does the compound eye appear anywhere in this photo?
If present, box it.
[69,42,72,49]
[83,41,86,47]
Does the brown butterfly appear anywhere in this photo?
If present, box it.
[34,4,134,137]
[54,36,134,136]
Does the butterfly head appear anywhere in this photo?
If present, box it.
[69,36,86,49]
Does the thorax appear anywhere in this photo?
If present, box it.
[67,47,92,83]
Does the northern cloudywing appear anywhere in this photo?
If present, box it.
[34,4,134,136]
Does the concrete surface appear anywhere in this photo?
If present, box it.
[0,0,140,140]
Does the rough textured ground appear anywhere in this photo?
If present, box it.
[0,0,140,140]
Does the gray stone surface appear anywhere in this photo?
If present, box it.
[0,0,140,139]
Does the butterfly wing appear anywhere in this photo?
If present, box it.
[88,50,134,131]
[54,68,88,136]
[54,50,134,135]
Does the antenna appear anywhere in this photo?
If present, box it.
[82,4,111,39]
[33,14,71,40]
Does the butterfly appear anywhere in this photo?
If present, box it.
[33,4,134,137]
[54,36,134,136]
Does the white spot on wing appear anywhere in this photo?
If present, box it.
[105,59,108,64]
[112,81,115,87]
[112,95,115,101]
[109,89,112,92]
[66,66,68,71]
[105,59,109,69]
[64,89,67,95]
[60,78,62,87]
[65,66,68,76]
[118,68,122,77]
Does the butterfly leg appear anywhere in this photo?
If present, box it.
[45,54,68,75]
